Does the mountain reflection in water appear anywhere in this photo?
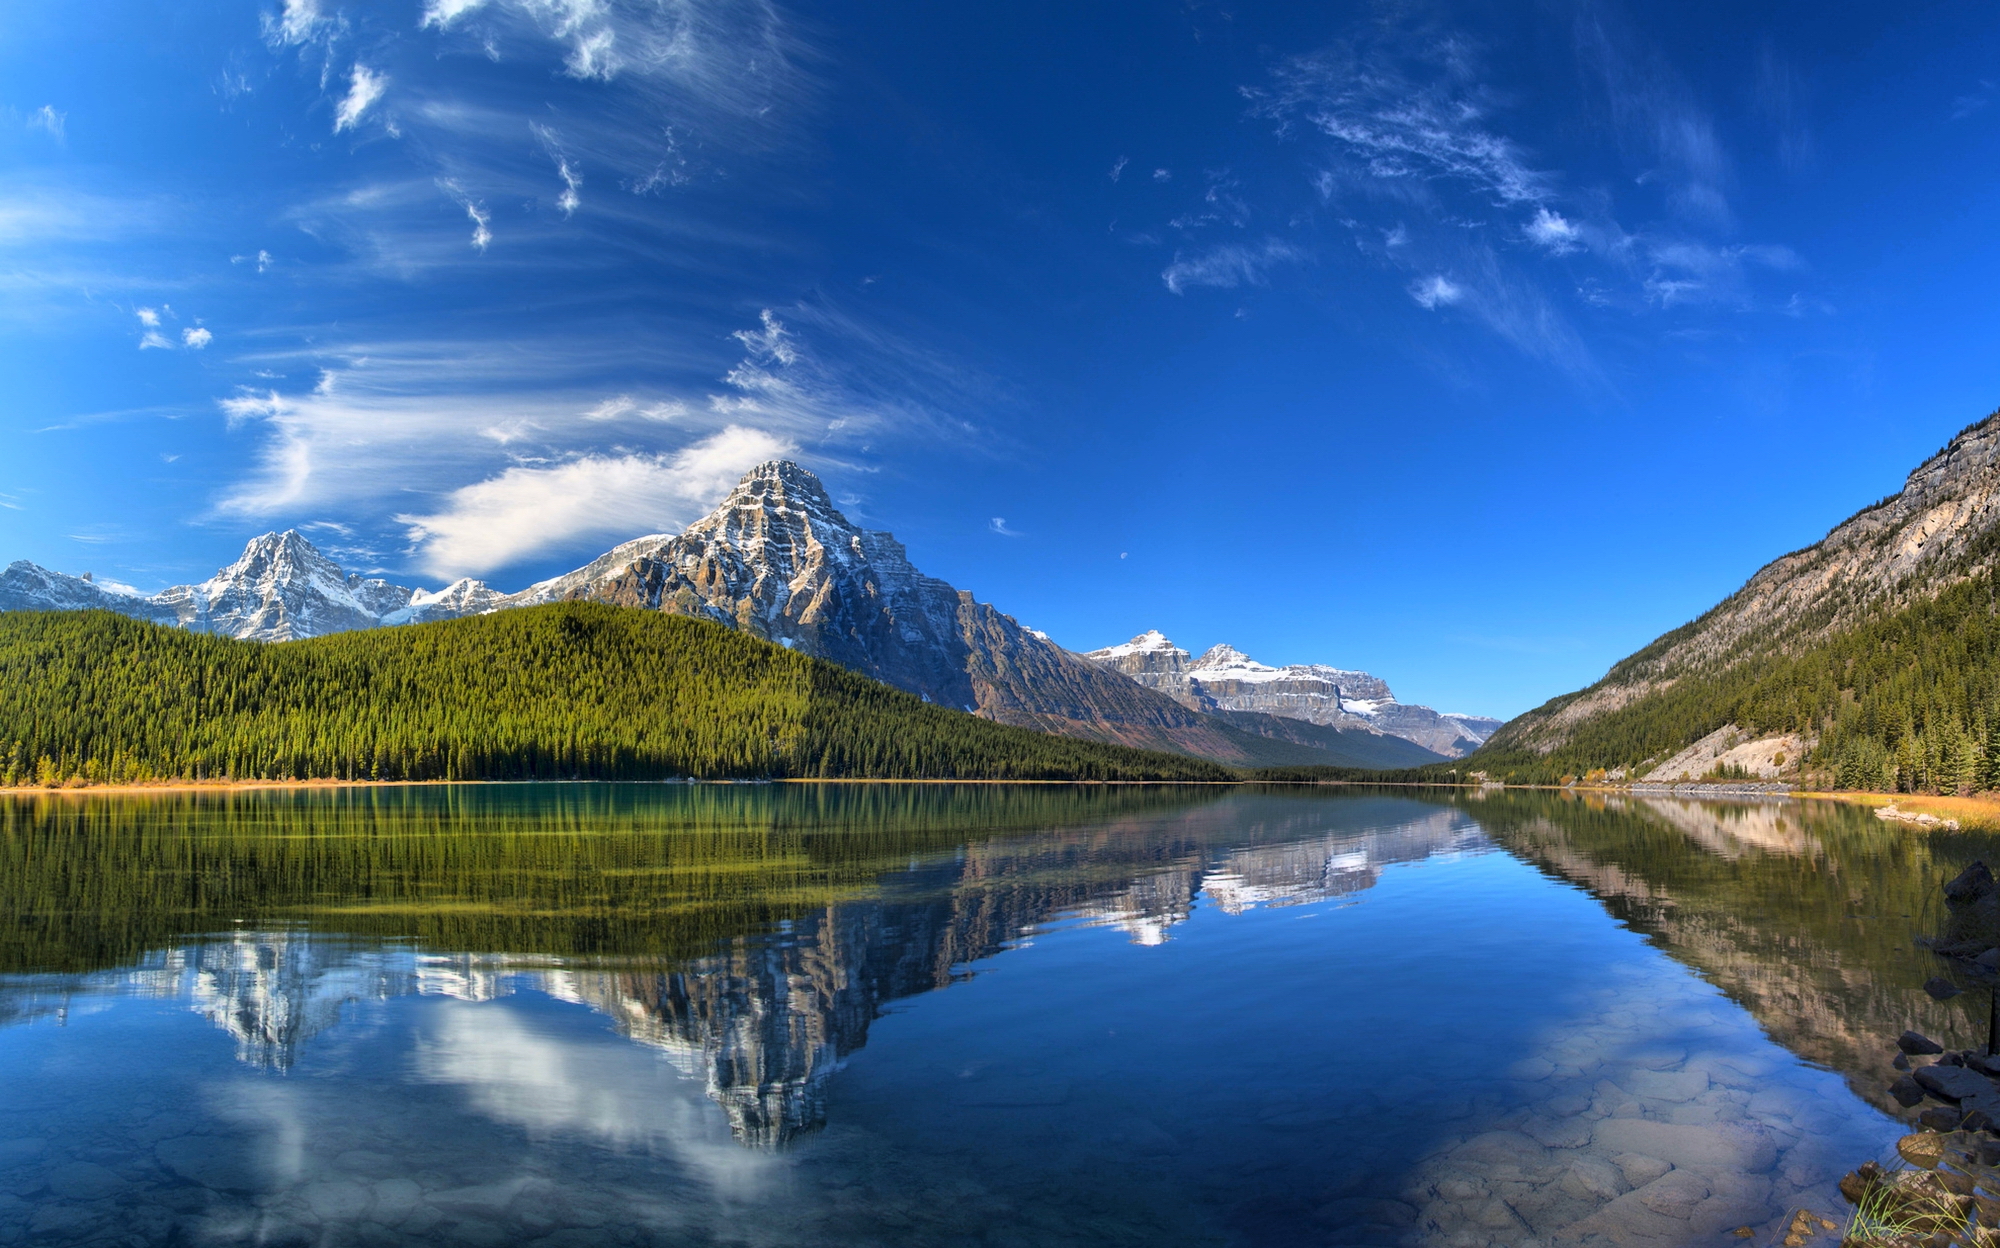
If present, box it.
[0,784,1971,1248]
[1,788,1483,1147]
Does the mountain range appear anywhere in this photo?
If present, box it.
[1083,630,1500,757]
[0,461,1483,771]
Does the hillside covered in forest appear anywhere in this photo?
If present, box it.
[1457,408,2000,790]
[0,605,1235,786]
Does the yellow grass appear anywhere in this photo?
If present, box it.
[1795,790,2000,832]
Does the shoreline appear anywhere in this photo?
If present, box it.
[0,776,1254,797]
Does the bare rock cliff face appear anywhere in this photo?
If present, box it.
[1497,408,2000,753]
[1082,631,1499,759]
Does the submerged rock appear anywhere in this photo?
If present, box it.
[1914,1065,1997,1103]
[1920,1105,1966,1132]
[1891,1076,1927,1107]
[1926,977,1965,1000]
[1900,1030,1948,1056]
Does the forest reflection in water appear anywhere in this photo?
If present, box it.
[0,783,1973,1247]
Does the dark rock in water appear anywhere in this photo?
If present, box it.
[1921,1106,1966,1132]
[1980,948,2000,969]
[1927,977,1966,1000]
[1915,1065,1998,1102]
[1892,1076,1928,1107]
[1946,863,1996,905]
[1942,1052,1968,1067]
[1962,1109,1997,1132]
[1897,1053,1913,1071]
[1966,1053,2000,1076]
[1902,1031,1948,1055]
[1943,863,2000,955]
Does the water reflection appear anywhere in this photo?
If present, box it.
[0,784,1959,1247]
[3,797,1485,1148]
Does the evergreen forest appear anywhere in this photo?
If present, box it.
[0,605,1234,787]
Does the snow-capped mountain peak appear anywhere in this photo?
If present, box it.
[1094,629,1180,658]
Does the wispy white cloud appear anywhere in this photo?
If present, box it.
[1525,207,1580,254]
[419,0,802,118]
[988,517,1022,537]
[136,306,172,349]
[183,326,213,348]
[437,179,493,250]
[1409,275,1462,309]
[334,65,388,132]
[1250,39,1550,209]
[399,426,794,575]
[264,0,335,47]
[214,310,910,532]
[1109,156,1128,182]
[27,106,64,141]
[584,394,685,422]
[1161,238,1304,294]
[556,159,582,215]
[1573,16,1732,229]
[531,123,584,216]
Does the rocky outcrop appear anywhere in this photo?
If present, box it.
[1083,631,1500,758]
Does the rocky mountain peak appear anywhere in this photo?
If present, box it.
[1189,644,1271,677]
[1081,632,1497,759]
[203,530,344,594]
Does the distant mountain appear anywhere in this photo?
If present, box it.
[1476,407,2000,790]
[0,531,501,642]
[0,461,1448,771]
[1084,630,1500,759]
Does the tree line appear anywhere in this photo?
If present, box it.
[0,605,1235,787]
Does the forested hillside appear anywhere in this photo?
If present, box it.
[1460,567,2000,789]
[0,606,1234,786]
[1423,409,2000,793]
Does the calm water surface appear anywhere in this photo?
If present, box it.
[0,785,1983,1246]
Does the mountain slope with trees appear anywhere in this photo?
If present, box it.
[0,605,1235,786]
[1462,408,2000,790]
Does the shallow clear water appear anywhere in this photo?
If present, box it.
[0,785,1984,1246]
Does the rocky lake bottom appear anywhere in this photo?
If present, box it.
[0,784,1981,1246]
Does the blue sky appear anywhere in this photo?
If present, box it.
[3,0,1998,718]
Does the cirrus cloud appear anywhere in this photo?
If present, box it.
[397,425,794,576]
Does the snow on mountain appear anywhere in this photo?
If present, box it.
[1081,632,1498,759]
[0,530,498,642]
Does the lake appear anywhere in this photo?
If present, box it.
[0,784,1976,1246]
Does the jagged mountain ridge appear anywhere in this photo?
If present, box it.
[0,462,1447,770]
[1084,630,1501,758]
